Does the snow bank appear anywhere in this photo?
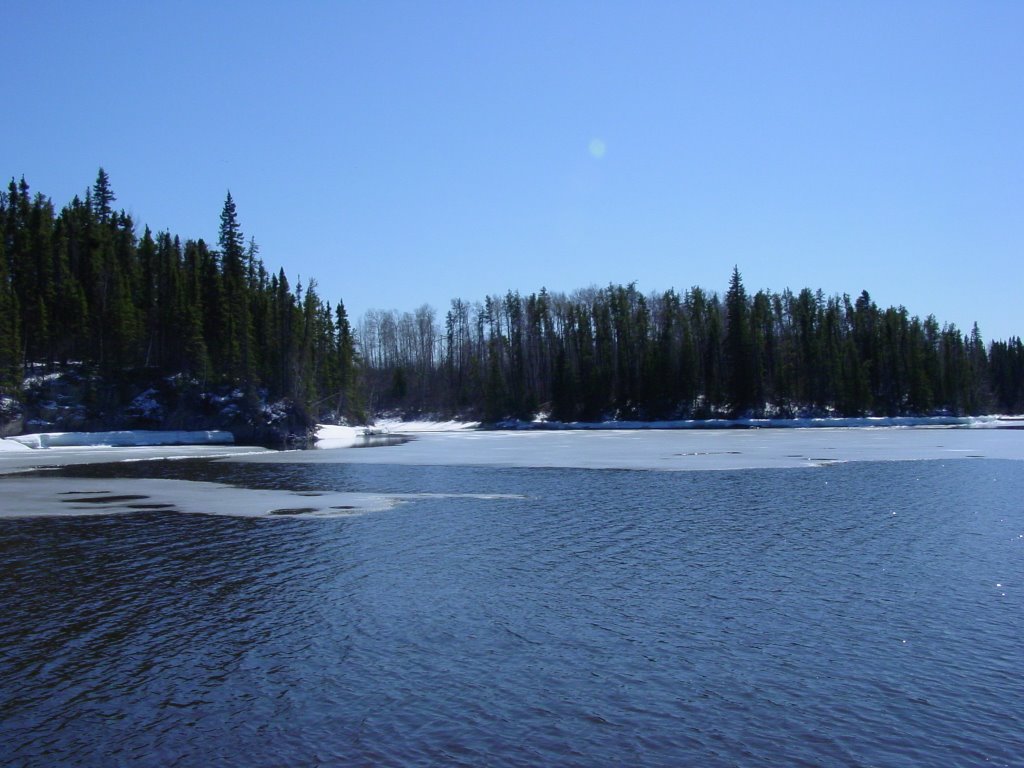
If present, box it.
[314,420,480,449]
[0,438,32,452]
[499,415,1024,430]
[968,415,1024,428]
[0,445,268,475]
[371,418,480,433]
[9,430,234,449]
[314,425,365,449]
[236,424,1024,472]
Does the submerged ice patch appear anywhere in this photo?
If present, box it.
[1,476,524,520]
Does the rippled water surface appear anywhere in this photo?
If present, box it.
[2,457,1023,766]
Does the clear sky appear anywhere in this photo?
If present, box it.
[6,1,1022,340]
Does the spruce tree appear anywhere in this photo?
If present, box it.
[0,226,21,391]
[335,300,356,416]
[91,168,115,223]
[218,192,254,382]
[725,266,754,414]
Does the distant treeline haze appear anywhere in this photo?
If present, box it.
[2,171,1023,422]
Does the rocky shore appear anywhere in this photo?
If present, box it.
[0,366,318,448]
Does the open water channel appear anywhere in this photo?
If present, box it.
[1,428,1022,766]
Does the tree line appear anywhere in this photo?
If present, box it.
[358,269,1024,421]
[2,171,1022,427]
[0,170,359,421]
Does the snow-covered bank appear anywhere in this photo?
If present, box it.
[314,425,365,449]
[238,425,1024,472]
[8,430,234,449]
[0,438,32,452]
[311,414,1024,451]
[6,365,316,447]
[313,420,480,449]
[0,445,269,475]
[371,418,480,433]
[496,415,1024,430]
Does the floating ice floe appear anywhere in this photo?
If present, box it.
[0,476,522,519]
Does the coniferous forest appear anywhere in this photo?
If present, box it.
[1,171,1023,440]
[0,171,359,440]
[359,275,1023,421]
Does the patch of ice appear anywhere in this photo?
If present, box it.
[0,477,394,518]
[235,426,1024,472]
[0,476,524,519]
[371,418,480,433]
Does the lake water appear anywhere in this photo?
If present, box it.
[1,430,1023,766]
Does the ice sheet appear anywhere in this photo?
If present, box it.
[9,430,234,448]
[240,427,1024,471]
[370,418,481,432]
[0,475,521,519]
[0,445,269,475]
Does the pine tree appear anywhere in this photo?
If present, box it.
[725,266,755,414]
[335,300,357,417]
[0,221,21,390]
[91,168,115,223]
[218,192,254,381]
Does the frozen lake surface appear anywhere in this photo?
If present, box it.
[1,428,1022,765]
[300,425,1024,471]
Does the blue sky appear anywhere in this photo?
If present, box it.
[6,1,1022,340]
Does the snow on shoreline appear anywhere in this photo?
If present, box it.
[314,419,480,449]
[5,430,235,449]
[311,415,1022,447]
[246,423,1024,472]
[498,415,1024,430]
[0,439,32,452]
[314,425,364,449]
[3,421,1021,487]
[5,414,1019,455]
[4,415,1015,456]
[371,418,481,433]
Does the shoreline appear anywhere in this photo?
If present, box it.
[3,414,1022,455]
[402,414,1024,433]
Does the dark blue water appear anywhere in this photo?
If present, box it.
[1,459,1022,766]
